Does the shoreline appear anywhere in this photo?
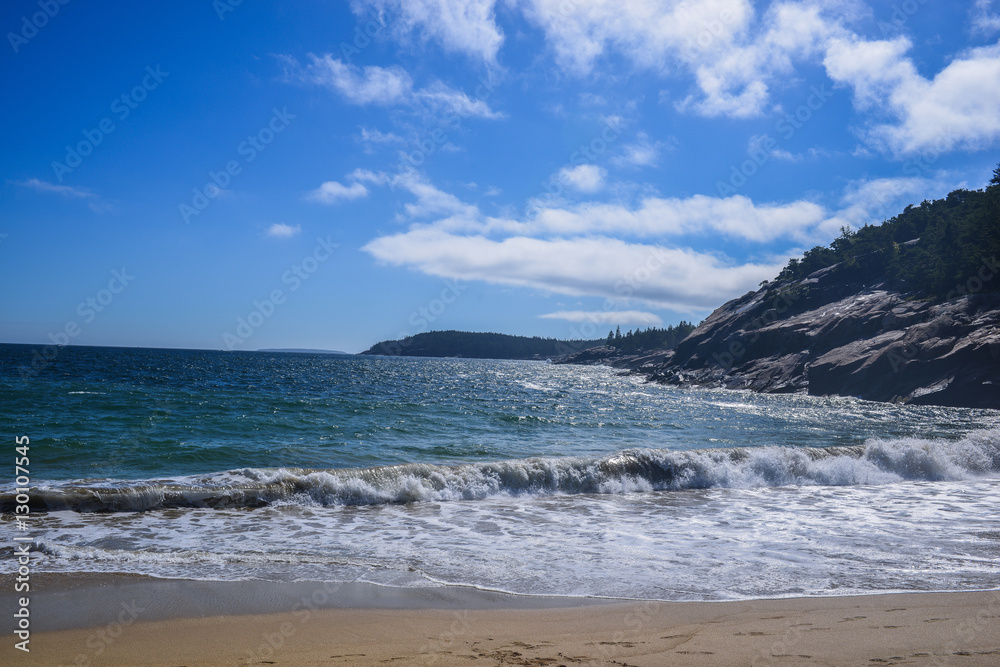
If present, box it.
[3,575,1000,665]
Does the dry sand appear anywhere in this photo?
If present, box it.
[5,589,1000,666]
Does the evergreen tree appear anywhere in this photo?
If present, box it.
[774,162,1000,301]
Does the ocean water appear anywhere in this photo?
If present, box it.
[2,344,1000,601]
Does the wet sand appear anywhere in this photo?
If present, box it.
[3,575,999,665]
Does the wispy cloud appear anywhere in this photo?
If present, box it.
[356,0,504,65]
[356,126,404,152]
[266,223,301,238]
[288,54,504,120]
[17,178,112,212]
[971,0,1000,34]
[306,180,369,204]
[540,310,663,326]
[611,132,672,168]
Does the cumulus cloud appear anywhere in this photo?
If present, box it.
[824,38,1000,155]
[319,1,999,162]
[266,223,301,238]
[307,180,369,204]
[611,132,672,168]
[356,0,504,64]
[516,0,842,118]
[291,54,503,119]
[539,310,664,326]
[557,164,606,193]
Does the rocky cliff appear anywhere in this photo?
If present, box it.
[610,259,1000,409]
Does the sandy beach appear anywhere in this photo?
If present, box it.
[4,575,999,666]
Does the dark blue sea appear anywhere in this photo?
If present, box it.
[2,344,999,600]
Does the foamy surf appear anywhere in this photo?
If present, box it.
[7,429,998,513]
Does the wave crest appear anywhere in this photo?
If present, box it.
[4,430,998,513]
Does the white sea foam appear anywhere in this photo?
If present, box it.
[6,430,998,512]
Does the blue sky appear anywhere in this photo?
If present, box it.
[2,0,999,353]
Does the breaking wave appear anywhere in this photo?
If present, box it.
[5,430,998,513]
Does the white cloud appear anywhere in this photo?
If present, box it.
[348,168,390,185]
[17,178,111,212]
[540,310,664,326]
[836,175,958,227]
[747,134,801,163]
[300,55,412,104]
[396,173,480,220]
[307,180,369,204]
[415,80,504,119]
[294,55,503,119]
[528,194,828,243]
[356,0,504,64]
[357,126,404,146]
[19,178,94,198]
[341,0,998,155]
[824,38,1000,155]
[611,132,671,168]
[364,229,782,311]
[518,0,840,118]
[267,223,301,238]
[357,173,854,310]
[972,0,1000,34]
[557,164,606,193]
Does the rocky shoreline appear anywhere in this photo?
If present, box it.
[558,261,1000,409]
